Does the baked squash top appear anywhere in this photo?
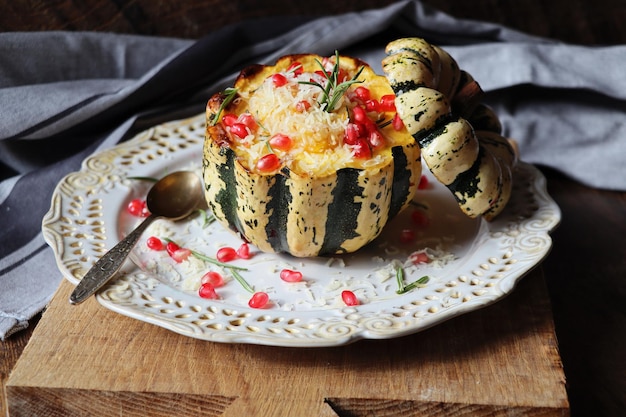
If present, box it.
[206,53,415,178]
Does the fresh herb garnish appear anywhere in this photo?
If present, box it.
[196,208,216,229]
[298,51,364,113]
[163,238,254,293]
[395,264,429,294]
[127,176,159,182]
[208,87,238,126]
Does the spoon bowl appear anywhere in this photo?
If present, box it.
[69,171,204,304]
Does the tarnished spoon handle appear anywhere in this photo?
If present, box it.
[69,214,158,305]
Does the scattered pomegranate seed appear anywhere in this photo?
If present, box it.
[379,94,396,112]
[271,73,288,87]
[354,86,371,101]
[238,113,258,131]
[367,130,385,149]
[409,251,430,265]
[287,61,303,76]
[170,248,191,263]
[166,241,181,257]
[411,210,429,227]
[352,138,372,159]
[341,290,360,306]
[337,68,349,83]
[256,153,281,172]
[418,175,429,190]
[201,271,225,287]
[216,246,237,262]
[269,134,293,151]
[365,99,380,112]
[221,113,238,127]
[352,106,368,123]
[146,236,164,251]
[392,113,404,131]
[199,283,219,299]
[248,291,269,309]
[280,269,303,283]
[399,228,416,244]
[230,123,249,139]
[127,198,149,217]
[236,242,252,259]
[295,100,311,112]
[344,123,361,145]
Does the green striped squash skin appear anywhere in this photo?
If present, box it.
[203,128,421,257]
[382,37,516,220]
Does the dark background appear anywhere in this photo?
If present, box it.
[1,0,625,45]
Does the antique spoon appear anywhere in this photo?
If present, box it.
[69,171,204,305]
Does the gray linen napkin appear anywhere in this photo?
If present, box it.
[1,0,625,339]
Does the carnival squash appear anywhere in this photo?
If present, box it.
[382,38,517,220]
[203,53,421,257]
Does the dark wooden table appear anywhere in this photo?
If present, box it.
[2,1,625,416]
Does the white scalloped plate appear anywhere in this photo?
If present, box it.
[42,113,560,347]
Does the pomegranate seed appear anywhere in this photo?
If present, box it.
[352,138,372,159]
[127,198,149,217]
[236,242,252,259]
[337,68,349,83]
[216,246,237,262]
[146,236,164,251]
[171,248,191,263]
[365,99,380,112]
[230,123,249,139]
[354,86,371,101]
[399,228,415,244]
[379,94,396,112]
[341,290,360,306]
[352,106,368,123]
[221,113,238,127]
[248,291,269,309]
[287,61,303,76]
[409,251,430,265]
[238,113,258,131]
[256,153,281,172]
[280,269,303,283]
[344,123,361,145]
[418,175,429,190]
[295,100,311,112]
[367,130,385,149]
[411,210,429,227]
[199,283,219,299]
[201,271,225,287]
[268,134,293,151]
[392,113,404,131]
[271,73,288,87]
[166,241,181,257]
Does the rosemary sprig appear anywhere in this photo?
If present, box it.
[395,265,429,294]
[298,51,364,113]
[163,238,254,293]
[208,87,238,126]
[127,176,159,182]
[196,208,216,229]
[191,249,254,293]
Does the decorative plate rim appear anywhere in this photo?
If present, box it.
[42,113,561,347]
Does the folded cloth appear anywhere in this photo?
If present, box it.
[1,0,625,339]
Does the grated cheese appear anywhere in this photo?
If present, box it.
[229,68,394,177]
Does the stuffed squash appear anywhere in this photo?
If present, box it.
[203,53,422,257]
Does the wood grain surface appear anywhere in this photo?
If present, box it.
[6,266,568,416]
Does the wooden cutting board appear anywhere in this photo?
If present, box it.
[6,267,569,416]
